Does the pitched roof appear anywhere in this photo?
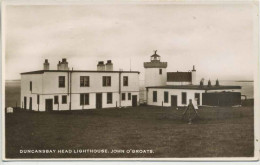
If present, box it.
[146,85,241,90]
[167,72,192,82]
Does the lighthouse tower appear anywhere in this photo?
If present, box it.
[144,50,167,87]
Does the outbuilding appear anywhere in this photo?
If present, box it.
[146,85,241,107]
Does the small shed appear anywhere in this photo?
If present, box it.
[6,107,14,113]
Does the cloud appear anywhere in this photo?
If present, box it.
[4,4,256,80]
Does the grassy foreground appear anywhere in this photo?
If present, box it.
[5,106,254,159]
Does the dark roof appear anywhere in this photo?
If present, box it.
[146,85,241,90]
[21,70,140,75]
[151,50,160,58]
[167,72,192,82]
[151,54,160,58]
[144,61,167,68]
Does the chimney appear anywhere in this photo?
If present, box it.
[208,80,212,87]
[97,61,105,71]
[199,79,204,87]
[57,58,69,70]
[191,65,196,85]
[105,60,113,71]
[215,79,220,86]
[43,59,49,70]
[192,65,196,71]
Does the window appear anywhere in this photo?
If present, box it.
[159,69,162,75]
[182,92,187,104]
[107,93,112,104]
[153,91,157,102]
[164,91,168,103]
[37,95,40,104]
[54,96,59,104]
[102,76,111,86]
[80,76,89,87]
[122,93,126,101]
[80,93,89,105]
[62,95,67,104]
[59,76,65,88]
[128,93,131,100]
[123,76,128,86]
[30,81,32,91]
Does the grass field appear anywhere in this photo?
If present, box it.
[5,106,254,159]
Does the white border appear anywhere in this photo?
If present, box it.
[1,0,259,162]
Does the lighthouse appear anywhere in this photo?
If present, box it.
[144,50,167,87]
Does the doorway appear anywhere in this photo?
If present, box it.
[29,97,32,110]
[132,95,137,107]
[24,97,27,110]
[96,93,102,109]
[171,95,177,107]
[45,99,53,111]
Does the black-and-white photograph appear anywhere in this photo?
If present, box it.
[2,0,259,160]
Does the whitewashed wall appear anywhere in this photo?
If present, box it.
[21,71,140,111]
[120,91,139,107]
[147,88,205,107]
[147,88,241,107]
[42,72,69,94]
[20,74,43,111]
[145,68,166,87]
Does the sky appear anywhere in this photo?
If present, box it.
[4,3,257,81]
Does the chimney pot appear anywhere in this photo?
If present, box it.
[43,59,50,70]
[105,60,113,71]
[58,58,69,70]
[97,61,105,71]
[216,79,220,86]
[192,65,196,71]
[208,80,212,87]
[98,61,104,65]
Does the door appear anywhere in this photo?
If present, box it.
[132,95,137,107]
[195,93,200,105]
[24,97,27,110]
[45,99,53,111]
[171,95,177,107]
[29,97,32,110]
[96,93,102,109]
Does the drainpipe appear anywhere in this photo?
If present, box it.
[119,70,122,107]
[146,87,148,105]
[67,71,70,110]
[67,71,69,95]
[69,68,73,110]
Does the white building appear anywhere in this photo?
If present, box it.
[21,59,140,111]
[144,51,242,107]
